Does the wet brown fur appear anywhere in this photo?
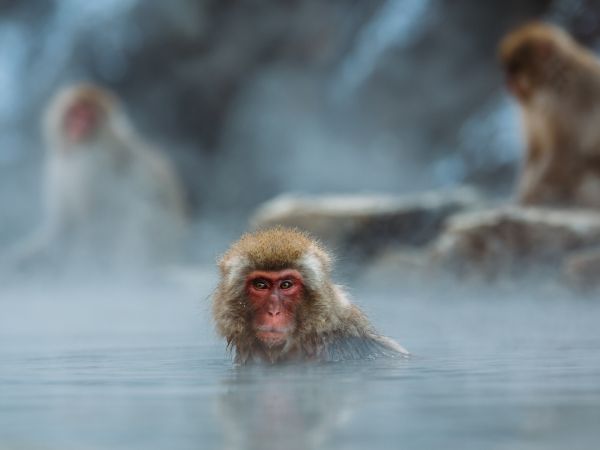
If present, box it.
[499,22,600,208]
[212,227,407,364]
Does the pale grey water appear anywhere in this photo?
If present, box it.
[1,278,600,450]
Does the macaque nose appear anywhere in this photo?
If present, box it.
[267,295,282,316]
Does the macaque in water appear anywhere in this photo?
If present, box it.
[499,22,600,207]
[212,227,408,364]
[7,83,186,272]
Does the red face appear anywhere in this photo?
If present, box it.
[246,269,304,347]
[64,100,102,143]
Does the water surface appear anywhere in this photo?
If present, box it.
[1,278,599,450]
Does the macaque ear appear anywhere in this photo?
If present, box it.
[298,245,332,287]
[219,254,249,286]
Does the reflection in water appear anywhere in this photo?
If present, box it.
[217,365,360,450]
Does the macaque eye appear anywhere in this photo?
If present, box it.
[280,280,294,290]
[252,279,269,290]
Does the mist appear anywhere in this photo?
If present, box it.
[2,1,600,449]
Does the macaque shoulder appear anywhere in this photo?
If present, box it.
[319,304,409,361]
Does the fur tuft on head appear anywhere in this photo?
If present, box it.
[496,22,600,103]
[218,226,332,290]
[499,22,574,65]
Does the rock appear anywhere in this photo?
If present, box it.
[359,246,431,285]
[250,187,482,260]
[563,248,600,291]
[431,207,600,279]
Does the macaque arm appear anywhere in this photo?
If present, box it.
[516,129,554,205]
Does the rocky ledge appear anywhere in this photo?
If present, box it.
[251,188,482,260]
[430,207,600,284]
[251,191,600,291]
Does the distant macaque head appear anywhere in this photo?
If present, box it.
[63,97,103,143]
[44,83,120,149]
[499,22,576,101]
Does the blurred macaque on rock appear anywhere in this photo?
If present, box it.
[250,188,481,263]
[499,22,600,208]
[4,83,187,274]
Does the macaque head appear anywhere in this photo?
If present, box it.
[499,22,575,101]
[213,227,336,356]
[44,83,119,149]
[63,96,104,143]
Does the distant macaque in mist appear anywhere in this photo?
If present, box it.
[499,22,600,207]
[213,227,408,364]
[6,83,187,272]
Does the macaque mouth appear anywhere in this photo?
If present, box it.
[255,324,293,335]
[255,326,292,346]
[255,324,292,332]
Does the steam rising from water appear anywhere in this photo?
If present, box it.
[1,2,599,448]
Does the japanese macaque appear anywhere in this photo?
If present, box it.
[6,83,187,273]
[212,227,408,364]
[499,22,600,207]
